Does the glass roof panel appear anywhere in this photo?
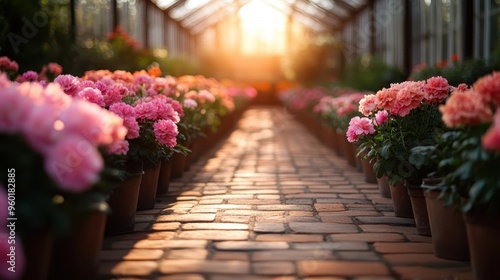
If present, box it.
[310,0,333,10]
[326,1,349,17]
[170,0,211,19]
[153,0,177,10]
[295,1,320,16]
[182,1,226,27]
[151,0,367,34]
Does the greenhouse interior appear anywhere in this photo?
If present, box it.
[1,0,500,279]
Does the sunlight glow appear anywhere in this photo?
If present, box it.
[238,0,287,55]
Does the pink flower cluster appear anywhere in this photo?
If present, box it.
[0,56,19,72]
[346,116,376,142]
[281,87,328,111]
[439,72,500,151]
[361,77,451,117]
[0,74,127,192]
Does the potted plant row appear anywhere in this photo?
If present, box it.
[0,56,256,280]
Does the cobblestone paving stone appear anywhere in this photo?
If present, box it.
[99,107,473,280]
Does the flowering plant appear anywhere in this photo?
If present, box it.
[0,74,127,238]
[320,91,367,131]
[434,72,500,214]
[73,69,182,169]
[347,77,453,185]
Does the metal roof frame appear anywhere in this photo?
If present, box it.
[151,0,369,35]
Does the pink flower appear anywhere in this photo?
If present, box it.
[44,135,103,192]
[102,83,128,106]
[376,87,398,111]
[19,71,38,82]
[439,89,493,127]
[482,110,500,151]
[0,56,18,72]
[390,82,425,117]
[54,74,81,96]
[41,83,72,108]
[456,83,468,92]
[198,90,216,102]
[59,100,127,146]
[47,62,63,76]
[153,119,178,147]
[374,110,389,126]
[337,103,356,116]
[424,76,449,103]
[183,98,197,108]
[359,94,378,116]
[107,139,129,155]
[76,87,105,106]
[346,116,376,142]
[0,80,36,133]
[134,73,153,88]
[134,98,180,122]
[109,102,135,118]
[473,71,500,106]
[169,99,184,117]
[22,102,60,154]
[244,87,257,98]
[122,117,139,139]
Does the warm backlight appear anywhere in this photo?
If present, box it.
[238,0,287,55]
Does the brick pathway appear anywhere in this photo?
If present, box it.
[99,106,473,280]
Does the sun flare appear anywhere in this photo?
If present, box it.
[238,0,287,55]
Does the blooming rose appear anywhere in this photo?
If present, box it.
[153,119,178,147]
[440,89,493,127]
[76,87,105,106]
[0,78,39,132]
[107,139,129,155]
[473,71,500,105]
[54,74,81,96]
[109,102,139,139]
[374,110,389,126]
[423,76,449,104]
[183,98,197,108]
[18,71,38,82]
[376,87,398,112]
[44,135,103,192]
[359,94,378,116]
[346,116,376,142]
[59,100,127,146]
[391,82,425,117]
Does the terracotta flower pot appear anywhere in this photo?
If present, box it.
[334,129,346,157]
[359,149,377,184]
[463,211,500,279]
[49,210,107,280]
[376,176,392,198]
[106,166,143,235]
[406,181,431,236]
[170,152,187,179]
[157,158,173,195]
[424,188,469,260]
[137,164,161,210]
[337,130,356,166]
[390,181,414,218]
